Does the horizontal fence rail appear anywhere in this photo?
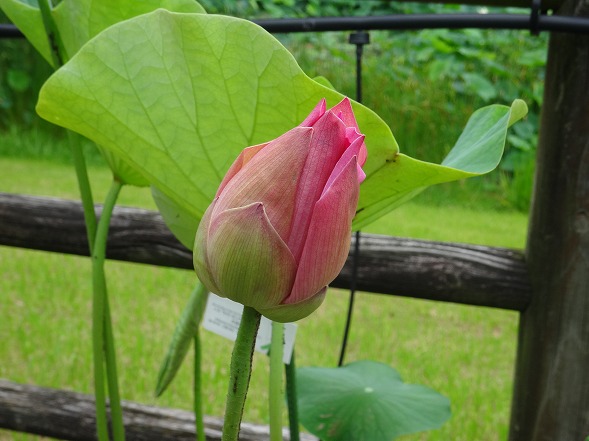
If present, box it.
[0,379,317,441]
[0,192,532,311]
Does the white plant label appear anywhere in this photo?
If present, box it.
[202,294,297,364]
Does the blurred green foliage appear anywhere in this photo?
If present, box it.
[0,11,54,130]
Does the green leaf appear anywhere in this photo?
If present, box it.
[0,0,205,67]
[152,185,199,250]
[352,99,527,229]
[312,75,336,90]
[155,282,208,397]
[443,99,527,172]
[36,10,526,236]
[52,0,206,62]
[100,148,150,187]
[297,361,451,441]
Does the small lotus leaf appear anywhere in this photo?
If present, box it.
[297,360,451,441]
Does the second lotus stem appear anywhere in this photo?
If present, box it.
[269,321,285,441]
[92,178,125,441]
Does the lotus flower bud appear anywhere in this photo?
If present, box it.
[193,98,367,322]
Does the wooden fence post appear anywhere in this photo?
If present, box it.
[509,0,589,439]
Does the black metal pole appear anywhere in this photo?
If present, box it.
[0,23,23,38]
[4,13,589,39]
[252,13,589,34]
[338,30,369,368]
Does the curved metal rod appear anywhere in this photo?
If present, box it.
[253,13,589,34]
[3,13,589,39]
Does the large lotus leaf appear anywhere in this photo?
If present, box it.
[0,0,205,67]
[100,147,151,187]
[37,10,525,238]
[297,361,451,440]
[37,10,397,222]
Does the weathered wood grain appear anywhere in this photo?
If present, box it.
[0,379,316,441]
[0,192,531,311]
[508,1,589,439]
[337,233,530,311]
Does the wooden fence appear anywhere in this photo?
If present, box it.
[0,0,588,440]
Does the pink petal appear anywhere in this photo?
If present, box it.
[331,98,359,131]
[322,134,365,197]
[357,143,367,168]
[193,198,221,294]
[299,99,326,127]
[207,202,297,309]
[285,156,359,304]
[345,127,362,143]
[287,111,350,262]
[357,164,366,183]
[332,98,367,167]
[214,127,313,242]
[216,142,269,197]
[345,127,367,168]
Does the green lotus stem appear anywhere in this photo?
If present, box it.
[69,131,117,441]
[91,258,109,441]
[104,296,125,441]
[269,321,284,441]
[222,306,261,441]
[68,122,112,441]
[91,259,109,438]
[67,132,97,247]
[93,179,124,441]
[191,287,208,441]
[194,330,205,441]
[285,350,300,441]
[37,0,66,65]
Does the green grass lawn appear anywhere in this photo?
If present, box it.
[0,157,528,440]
